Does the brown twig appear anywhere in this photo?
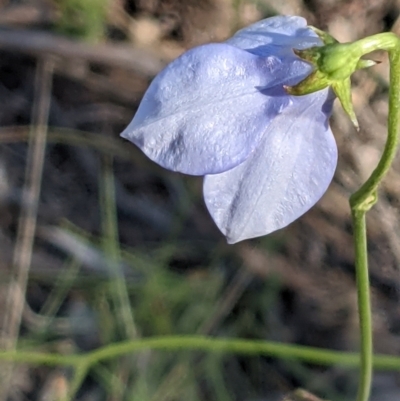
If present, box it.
[0,27,165,77]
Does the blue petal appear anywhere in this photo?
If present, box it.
[121,43,313,175]
[203,89,337,243]
[227,15,323,57]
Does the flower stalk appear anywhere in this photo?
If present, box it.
[290,31,400,401]
[351,41,400,401]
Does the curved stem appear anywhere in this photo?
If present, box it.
[2,335,400,397]
[2,336,400,369]
[353,33,399,56]
[349,45,400,401]
[351,50,400,208]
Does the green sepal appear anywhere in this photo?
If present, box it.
[284,69,329,95]
[332,78,359,130]
[292,47,321,65]
[309,26,338,45]
[284,31,379,128]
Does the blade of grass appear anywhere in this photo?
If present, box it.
[151,266,252,401]
[99,153,137,339]
[85,151,140,399]
[40,259,81,317]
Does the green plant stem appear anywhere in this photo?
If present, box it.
[350,211,372,401]
[2,336,400,370]
[349,40,400,401]
[67,363,90,401]
[351,50,400,206]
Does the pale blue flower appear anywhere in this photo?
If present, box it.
[121,15,337,243]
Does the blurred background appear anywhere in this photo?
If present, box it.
[0,0,400,400]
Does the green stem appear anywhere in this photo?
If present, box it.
[353,33,399,56]
[349,40,400,401]
[351,49,400,206]
[2,336,400,370]
[351,211,372,401]
[66,363,90,401]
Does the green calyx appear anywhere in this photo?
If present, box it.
[285,28,379,129]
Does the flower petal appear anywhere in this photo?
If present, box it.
[121,43,313,175]
[203,89,337,243]
[227,15,322,57]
